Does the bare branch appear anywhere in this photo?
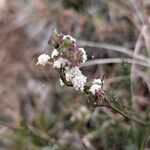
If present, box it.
[78,40,150,64]
[80,58,150,68]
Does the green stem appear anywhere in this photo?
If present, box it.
[108,105,148,125]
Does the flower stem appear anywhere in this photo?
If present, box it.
[107,105,148,125]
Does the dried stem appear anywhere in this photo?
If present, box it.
[106,105,147,125]
[80,58,150,68]
[78,40,149,63]
[130,25,144,111]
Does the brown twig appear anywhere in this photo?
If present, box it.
[78,40,149,63]
[107,105,147,125]
[80,58,150,68]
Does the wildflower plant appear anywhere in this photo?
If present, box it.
[37,28,148,126]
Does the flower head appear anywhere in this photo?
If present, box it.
[65,66,82,81]
[89,78,104,95]
[53,57,68,68]
[79,48,87,63]
[92,78,103,85]
[51,49,59,59]
[36,54,50,66]
[65,66,87,91]
[72,75,87,91]
[89,84,102,95]
[63,35,76,42]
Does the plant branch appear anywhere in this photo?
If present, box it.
[78,40,149,63]
[107,105,148,125]
[80,58,150,68]
[130,25,144,111]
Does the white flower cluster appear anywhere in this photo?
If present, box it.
[65,67,87,91]
[89,78,103,95]
[79,48,87,63]
[36,54,50,66]
[37,32,88,93]
[92,79,103,85]
[51,49,59,58]
[65,67,81,81]
[63,35,87,63]
[63,35,76,42]
[50,48,68,69]
[53,57,68,69]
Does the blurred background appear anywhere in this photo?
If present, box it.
[0,0,149,149]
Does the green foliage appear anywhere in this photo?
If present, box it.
[106,90,133,116]
[63,0,85,11]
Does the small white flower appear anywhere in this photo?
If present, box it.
[59,78,65,86]
[63,35,76,42]
[65,66,82,82]
[36,54,50,66]
[89,84,101,95]
[72,75,87,91]
[65,66,87,91]
[92,78,103,85]
[89,78,104,95]
[79,48,87,63]
[53,57,68,68]
[51,49,59,58]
